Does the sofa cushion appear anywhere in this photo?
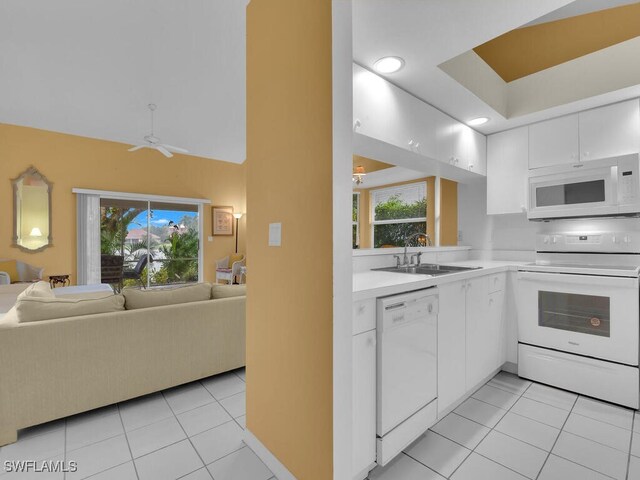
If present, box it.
[15,295,125,323]
[211,284,246,299]
[123,283,212,310]
[0,260,19,283]
[17,281,54,300]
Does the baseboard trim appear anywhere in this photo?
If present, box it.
[244,428,297,480]
[502,361,517,374]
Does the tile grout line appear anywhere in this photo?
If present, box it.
[116,403,141,480]
[160,390,212,479]
[533,390,578,480]
[447,376,532,479]
[200,379,247,431]
[626,414,635,480]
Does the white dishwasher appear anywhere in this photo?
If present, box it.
[376,288,438,466]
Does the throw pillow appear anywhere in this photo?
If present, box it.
[17,281,54,300]
[122,283,212,310]
[16,295,125,323]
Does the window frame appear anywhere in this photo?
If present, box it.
[352,191,360,248]
[74,188,209,286]
[370,181,427,247]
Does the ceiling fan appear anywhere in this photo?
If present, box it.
[128,104,188,158]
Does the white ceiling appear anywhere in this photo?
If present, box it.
[0,0,248,164]
[352,0,640,135]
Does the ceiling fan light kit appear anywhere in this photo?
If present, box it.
[128,104,189,158]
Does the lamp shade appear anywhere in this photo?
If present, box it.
[233,213,243,219]
[29,227,43,237]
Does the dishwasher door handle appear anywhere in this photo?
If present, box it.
[385,302,406,311]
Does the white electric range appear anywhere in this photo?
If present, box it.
[516,231,640,408]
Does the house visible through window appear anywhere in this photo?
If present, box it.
[352,192,360,248]
[100,198,200,288]
[371,182,427,248]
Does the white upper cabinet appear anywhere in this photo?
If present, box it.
[465,128,487,175]
[353,66,412,150]
[409,100,438,159]
[579,99,640,162]
[529,113,579,169]
[487,127,528,215]
[353,64,486,176]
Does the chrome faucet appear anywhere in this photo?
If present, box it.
[402,232,432,266]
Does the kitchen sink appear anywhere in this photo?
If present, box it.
[372,264,482,276]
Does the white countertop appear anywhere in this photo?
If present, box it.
[353,260,525,301]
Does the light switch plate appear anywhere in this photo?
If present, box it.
[269,222,282,247]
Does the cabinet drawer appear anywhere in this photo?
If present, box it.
[353,298,376,335]
[487,273,505,294]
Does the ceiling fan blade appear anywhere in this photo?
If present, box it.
[128,145,147,152]
[162,144,189,154]
[156,145,173,158]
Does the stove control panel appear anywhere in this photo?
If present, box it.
[537,232,640,252]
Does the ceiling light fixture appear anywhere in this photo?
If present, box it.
[373,56,405,74]
[467,117,490,126]
[353,165,366,185]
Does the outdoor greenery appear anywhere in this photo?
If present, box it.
[373,195,427,248]
[101,207,199,288]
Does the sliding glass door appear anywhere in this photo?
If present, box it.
[99,198,200,289]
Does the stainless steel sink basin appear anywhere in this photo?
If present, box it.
[372,264,482,276]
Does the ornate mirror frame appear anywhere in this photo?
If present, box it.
[12,167,53,253]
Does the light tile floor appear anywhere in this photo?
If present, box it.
[370,371,640,480]
[0,368,277,480]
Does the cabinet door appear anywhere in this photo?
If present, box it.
[488,290,506,371]
[529,114,579,169]
[465,277,491,390]
[352,330,376,478]
[467,129,487,176]
[579,99,640,162]
[487,127,529,215]
[352,65,412,150]
[437,281,467,416]
[410,101,438,159]
[436,110,457,165]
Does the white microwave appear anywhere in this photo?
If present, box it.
[528,154,640,220]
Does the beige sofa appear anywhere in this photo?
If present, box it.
[0,283,245,446]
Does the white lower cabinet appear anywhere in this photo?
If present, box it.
[437,274,507,415]
[437,281,467,416]
[466,277,506,390]
[352,328,376,480]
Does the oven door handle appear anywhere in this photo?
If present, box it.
[517,271,639,288]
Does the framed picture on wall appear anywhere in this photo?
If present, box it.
[211,206,234,236]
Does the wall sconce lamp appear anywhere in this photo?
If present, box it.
[352,165,366,185]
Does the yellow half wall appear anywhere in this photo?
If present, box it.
[0,124,246,284]
[246,0,333,479]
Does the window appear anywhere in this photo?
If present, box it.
[352,192,360,249]
[371,182,427,248]
[100,198,200,288]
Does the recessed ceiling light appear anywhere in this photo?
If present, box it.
[374,56,405,74]
[467,117,490,126]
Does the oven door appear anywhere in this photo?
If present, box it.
[528,165,617,220]
[516,271,639,365]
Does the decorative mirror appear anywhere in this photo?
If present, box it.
[12,167,52,252]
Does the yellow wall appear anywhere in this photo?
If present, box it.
[352,154,393,174]
[474,3,640,82]
[246,0,333,479]
[439,178,458,246]
[0,124,246,284]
